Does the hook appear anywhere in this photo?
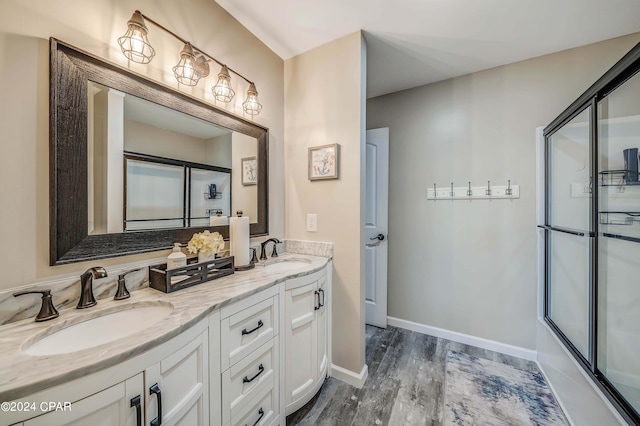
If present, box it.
[450,182,454,197]
[485,180,492,196]
[467,181,472,197]
[433,183,437,197]
[505,179,512,196]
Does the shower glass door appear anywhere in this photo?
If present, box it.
[545,106,593,363]
[543,40,640,423]
[597,69,640,414]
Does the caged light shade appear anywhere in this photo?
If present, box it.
[212,65,235,102]
[117,10,156,64]
[172,43,209,86]
[242,83,262,116]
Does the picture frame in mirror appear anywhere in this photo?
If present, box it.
[242,156,258,185]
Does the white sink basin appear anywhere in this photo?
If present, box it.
[23,303,174,356]
[263,259,311,273]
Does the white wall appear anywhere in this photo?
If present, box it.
[0,0,283,290]
[284,32,366,374]
[232,132,258,222]
[366,33,640,350]
[124,120,211,163]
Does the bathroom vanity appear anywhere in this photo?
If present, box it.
[0,254,331,426]
[0,37,336,426]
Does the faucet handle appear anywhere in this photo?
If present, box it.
[250,248,258,264]
[13,289,59,322]
[115,268,141,301]
[271,244,278,258]
[118,268,141,281]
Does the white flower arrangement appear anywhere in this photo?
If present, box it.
[187,230,225,257]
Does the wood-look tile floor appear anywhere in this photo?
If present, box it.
[286,325,540,426]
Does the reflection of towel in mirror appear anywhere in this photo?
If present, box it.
[209,184,217,199]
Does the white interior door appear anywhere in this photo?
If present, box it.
[365,128,389,328]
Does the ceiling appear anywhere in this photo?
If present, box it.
[214,0,640,98]
[124,94,229,139]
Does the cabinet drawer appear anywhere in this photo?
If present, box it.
[222,337,278,425]
[232,377,279,426]
[221,297,278,370]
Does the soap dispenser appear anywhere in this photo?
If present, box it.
[167,243,187,269]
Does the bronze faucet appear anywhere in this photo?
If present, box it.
[260,238,281,260]
[78,267,107,309]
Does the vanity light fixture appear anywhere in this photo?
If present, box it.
[212,65,235,102]
[172,42,209,86]
[117,10,155,64]
[117,10,262,115]
[242,83,263,116]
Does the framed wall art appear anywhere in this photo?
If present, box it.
[308,143,339,180]
[241,156,257,185]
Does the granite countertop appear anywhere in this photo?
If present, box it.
[0,253,329,402]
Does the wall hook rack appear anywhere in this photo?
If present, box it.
[427,180,520,200]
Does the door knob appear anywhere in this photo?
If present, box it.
[370,234,385,241]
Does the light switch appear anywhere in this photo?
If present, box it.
[307,214,318,232]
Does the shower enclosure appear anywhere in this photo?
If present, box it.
[543,41,640,424]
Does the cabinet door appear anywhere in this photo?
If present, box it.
[316,274,328,380]
[146,331,209,426]
[24,374,143,426]
[285,282,317,409]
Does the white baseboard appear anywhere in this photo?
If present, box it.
[330,363,368,388]
[387,316,537,361]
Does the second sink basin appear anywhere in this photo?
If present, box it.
[263,258,312,273]
[23,302,174,356]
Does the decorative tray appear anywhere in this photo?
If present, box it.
[149,256,234,293]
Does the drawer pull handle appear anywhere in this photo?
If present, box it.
[149,383,162,426]
[243,363,265,383]
[130,395,141,426]
[242,319,264,335]
[319,288,325,307]
[246,407,265,426]
[314,290,320,311]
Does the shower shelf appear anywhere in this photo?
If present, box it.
[599,211,640,225]
[599,212,640,243]
[203,192,224,200]
[599,170,640,186]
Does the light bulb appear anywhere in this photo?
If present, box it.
[173,43,200,86]
[212,65,235,102]
[242,83,262,116]
[117,10,155,64]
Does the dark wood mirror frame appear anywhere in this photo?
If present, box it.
[50,38,268,265]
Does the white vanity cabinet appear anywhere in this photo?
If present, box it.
[213,285,281,426]
[6,259,332,426]
[8,320,209,426]
[284,268,329,415]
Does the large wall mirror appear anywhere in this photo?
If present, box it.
[50,39,268,265]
